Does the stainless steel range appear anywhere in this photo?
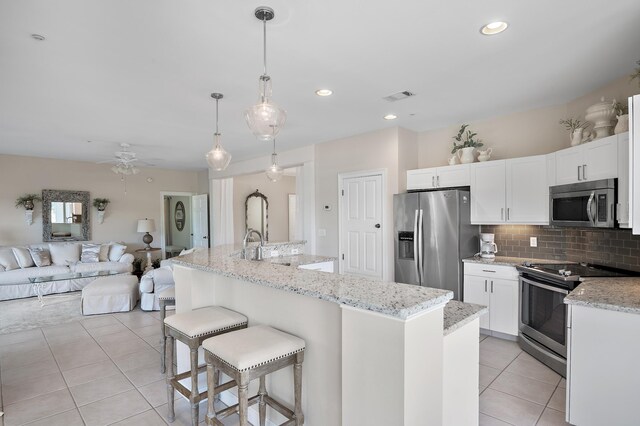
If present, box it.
[516,262,637,377]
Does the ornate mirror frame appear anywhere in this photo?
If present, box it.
[42,189,91,242]
[245,189,269,241]
[174,201,186,231]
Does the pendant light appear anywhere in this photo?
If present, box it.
[206,93,232,171]
[245,6,286,142]
[265,137,283,182]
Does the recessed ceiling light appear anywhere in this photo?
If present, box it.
[31,34,45,41]
[480,21,508,35]
[384,114,397,120]
[315,89,333,97]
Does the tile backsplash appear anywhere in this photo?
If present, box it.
[481,225,640,272]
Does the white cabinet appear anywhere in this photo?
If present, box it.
[470,155,549,225]
[617,133,630,228]
[463,263,519,336]
[554,135,618,185]
[406,164,469,191]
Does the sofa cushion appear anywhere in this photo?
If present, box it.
[0,248,20,271]
[81,244,101,263]
[0,265,71,285]
[29,247,52,267]
[49,243,81,266]
[72,261,133,274]
[108,243,127,262]
[12,247,35,268]
[99,244,110,262]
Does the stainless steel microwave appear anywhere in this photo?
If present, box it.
[549,179,616,228]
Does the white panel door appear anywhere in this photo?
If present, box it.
[463,275,490,329]
[436,164,470,188]
[470,160,507,224]
[555,145,584,185]
[191,194,209,248]
[489,278,519,336]
[407,168,436,191]
[342,174,383,279]
[506,155,549,224]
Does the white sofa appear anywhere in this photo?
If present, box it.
[0,242,134,301]
[139,261,174,311]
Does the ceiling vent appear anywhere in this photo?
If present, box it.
[383,91,415,102]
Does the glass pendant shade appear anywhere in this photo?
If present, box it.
[206,133,232,171]
[245,76,286,141]
[265,153,283,182]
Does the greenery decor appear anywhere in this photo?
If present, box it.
[559,118,589,133]
[15,194,42,210]
[631,60,640,88]
[92,198,110,211]
[613,100,629,117]
[451,124,484,154]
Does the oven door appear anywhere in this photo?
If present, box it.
[519,276,569,357]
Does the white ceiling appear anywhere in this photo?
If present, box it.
[1,0,639,170]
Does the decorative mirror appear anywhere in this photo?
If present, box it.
[42,190,90,241]
[174,201,185,231]
[245,190,268,241]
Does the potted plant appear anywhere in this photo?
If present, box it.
[559,118,592,146]
[452,124,483,164]
[613,100,629,134]
[92,198,110,211]
[15,194,41,210]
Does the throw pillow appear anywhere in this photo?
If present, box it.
[48,243,81,265]
[108,243,127,261]
[98,244,110,262]
[0,248,19,271]
[81,243,101,263]
[29,247,52,267]
[12,247,35,268]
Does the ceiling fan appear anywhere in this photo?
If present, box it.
[96,143,156,175]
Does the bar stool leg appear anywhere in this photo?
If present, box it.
[206,363,216,425]
[213,367,220,403]
[258,375,267,426]
[166,335,175,422]
[238,378,249,426]
[190,346,199,426]
[294,352,304,425]
[160,300,167,373]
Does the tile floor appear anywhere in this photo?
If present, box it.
[479,334,570,426]
[0,306,238,426]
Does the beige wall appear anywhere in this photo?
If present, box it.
[0,154,204,250]
[233,173,296,244]
[417,75,639,168]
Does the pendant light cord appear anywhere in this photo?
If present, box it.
[215,98,219,135]
[262,15,268,76]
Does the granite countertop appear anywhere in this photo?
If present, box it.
[462,255,562,267]
[565,277,640,315]
[170,246,452,320]
[443,300,488,336]
[269,254,336,268]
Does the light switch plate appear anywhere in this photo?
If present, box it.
[530,237,538,247]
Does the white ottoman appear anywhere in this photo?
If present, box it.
[81,274,139,315]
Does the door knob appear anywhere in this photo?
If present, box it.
[375,224,381,228]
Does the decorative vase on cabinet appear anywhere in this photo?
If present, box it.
[457,147,476,164]
[585,97,616,139]
[615,114,629,134]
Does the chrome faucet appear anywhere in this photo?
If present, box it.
[242,228,264,261]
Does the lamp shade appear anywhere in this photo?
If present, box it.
[137,219,156,233]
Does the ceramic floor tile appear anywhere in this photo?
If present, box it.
[155,398,209,425]
[131,324,162,338]
[0,356,59,385]
[489,371,556,406]
[480,365,502,388]
[2,388,76,426]
[80,315,119,330]
[62,358,121,387]
[110,409,166,425]
[100,338,152,359]
[480,388,545,426]
[69,371,133,406]
[43,328,90,346]
[22,408,84,426]
[479,413,513,426]
[137,379,180,408]
[49,337,101,357]
[0,347,54,371]
[116,315,159,329]
[0,337,49,357]
[505,354,561,386]
[85,322,129,338]
[78,388,151,426]
[2,371,67,405]
[93,329,141,345]
[546,387,566,412]
[557,378,566,389]
[536,407,570,426]
[481,337,522,358]
[0,329,44,346]
[479,333,489,342]
[480,346,520,370]
[54,345,110,371]
[123,364,166,387]
[112,347,161,372]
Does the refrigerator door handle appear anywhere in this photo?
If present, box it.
[413,209,421,284]
[418,209,425,285]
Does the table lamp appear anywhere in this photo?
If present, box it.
[137,218,156,249]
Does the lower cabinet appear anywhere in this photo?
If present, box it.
[463,263,519,336]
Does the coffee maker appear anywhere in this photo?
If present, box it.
[480,233,498,259]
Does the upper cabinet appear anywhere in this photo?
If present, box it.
[553,135,618,185]
[406,164,469,191]
[470,155,549,225]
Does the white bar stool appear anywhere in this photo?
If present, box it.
[158,287,175,373]
[164,306,248,426]
[203,325,305,426]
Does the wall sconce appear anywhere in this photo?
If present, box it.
[15,193,41,225]
[92,198,110,224]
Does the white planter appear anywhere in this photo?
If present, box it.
[456,147,476,164]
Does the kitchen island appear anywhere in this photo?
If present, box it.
[171,244,482,425]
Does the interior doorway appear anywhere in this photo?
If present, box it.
[160,191,194,259]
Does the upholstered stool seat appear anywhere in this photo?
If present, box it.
[203,325,305,426]
[164,307,248,426]
[158,288,175,374]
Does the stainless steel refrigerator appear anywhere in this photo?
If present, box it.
[394,190,479,300]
